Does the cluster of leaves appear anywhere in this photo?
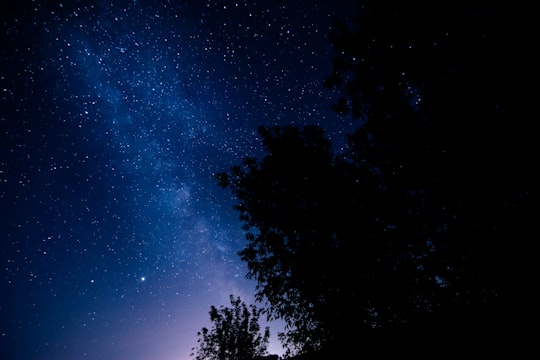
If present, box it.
[197,0,530,358]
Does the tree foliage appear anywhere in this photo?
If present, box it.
[216,0,529,357]
[190,294,271,360]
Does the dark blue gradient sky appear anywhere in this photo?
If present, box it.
[1,1,357,359]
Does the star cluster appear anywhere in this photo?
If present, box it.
[1,1,357,359]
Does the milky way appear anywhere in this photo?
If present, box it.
[1,1,357,359]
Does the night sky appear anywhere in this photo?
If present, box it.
[1,1,358,359]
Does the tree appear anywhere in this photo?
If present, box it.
[216,0,530,357]
[323,1,530,346]
[217,124,440,356]
[217,125,347,355]
[190,294,271,360]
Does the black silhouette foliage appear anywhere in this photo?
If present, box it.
[216,0,530,357]
[190,294,271,360]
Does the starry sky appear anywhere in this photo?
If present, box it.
[1,1,358,359]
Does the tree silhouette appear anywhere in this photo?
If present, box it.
[323,2,530,351]
[190,294,271,360]
[217,125,346,355]
[216,0,530,357]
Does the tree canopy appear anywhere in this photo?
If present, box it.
[216,0,530,357]
[190,294,271,360]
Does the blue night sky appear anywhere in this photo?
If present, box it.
[1,1,357,359]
